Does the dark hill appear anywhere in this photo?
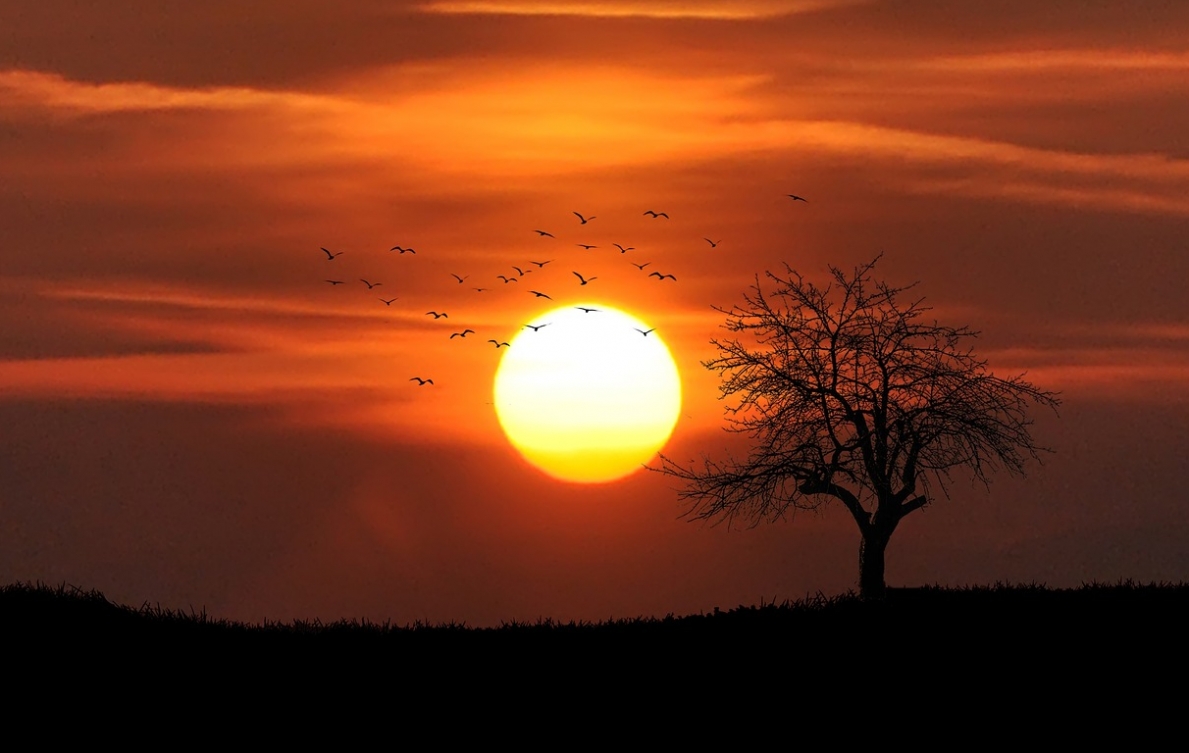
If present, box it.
[5,581,1186,713]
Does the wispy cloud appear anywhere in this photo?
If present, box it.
[5,63,1188,224]
[0,69,334,116]
[913,49,1189,73]
[417,0,862,20]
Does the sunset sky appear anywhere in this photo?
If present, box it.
[2,0,1187,626]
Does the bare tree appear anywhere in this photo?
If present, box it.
[654,256,1060,599]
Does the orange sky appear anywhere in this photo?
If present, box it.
[2,0,1187,625]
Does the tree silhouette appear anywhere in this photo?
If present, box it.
[654,256,1060,599]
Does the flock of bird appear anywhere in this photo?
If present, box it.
[312,195,809,389]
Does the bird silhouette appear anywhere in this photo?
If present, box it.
[473,287,489,293]
[643,211,669,219]
[497,275,518,283]
[512,266,529,276]
[534,230,555,238]
[426,311,449,319]
[613,243,635,253]
[380,297,398,305]
[523,323,550,331]
[576,307,599,313]
[649,272,676,281]
[450,329,475,339]
[360,279,382,289]
[530,260,552,268]
[488,340,510,348]
[451,273,468,283]
[634,328,656,336]
[704,238,721,248]
[321,247,343,260]
[631,262,651,271]
[390,245,415,254]
[787,194,808,202]
[576,244,597,250]
[325,279,345,285]
[529,290,552,299]
[573,212,595,224]
[572,271,597,286]
[409,377,434,385]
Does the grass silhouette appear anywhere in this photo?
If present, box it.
[5,579,1186,641]
[5,580,1185,706]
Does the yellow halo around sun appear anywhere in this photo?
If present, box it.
[493,304,682,483]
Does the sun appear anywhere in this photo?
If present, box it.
[493,303,682,483]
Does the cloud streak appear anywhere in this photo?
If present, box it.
[417,0,863,20]
[6,67,1187,217]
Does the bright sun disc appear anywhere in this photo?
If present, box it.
[493,304,682,483]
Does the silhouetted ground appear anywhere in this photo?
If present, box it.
[9,580,1178,730]
[5,580,1185,653]
[6,579,1187,727]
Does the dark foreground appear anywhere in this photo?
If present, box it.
[5,580,1186,653]
[6,579,1188,724]
[6,580,1188,702]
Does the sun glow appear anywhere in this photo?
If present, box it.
[493,304,682,483]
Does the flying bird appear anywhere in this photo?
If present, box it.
[473,287,489,293]
[321,247,343,260]
[572,271,597,286]
[576,307,599,314]
[529,290,552,299]
[649,272,676,281]
[787,194,808,202]
[497,275,518,283]
[390,245,415,254]
[523,323,550,332]
[576,244,597,250]
[534,230,555,238]
[450,329,475,339]
[325,279,345,285]
[704,238,721,248]
[512,266,529,276]
[573,212,596,224]
[426,311,449,319]
[451,273,468,283]
[409,377,434,385]
[380,298,398,306]
[634,328,656,336]
[488,340,510,348]
[530,260,552,268]
[643,211,669,219]
[613,244,635,254]
[360,279,382,289]
[631,262,651,271]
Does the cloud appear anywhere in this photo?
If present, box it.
[7,66,1187,213]
[912,49,1189,73]
[0,69,333,116]
[417,0,863,20]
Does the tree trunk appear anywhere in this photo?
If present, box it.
[859,528,890,600]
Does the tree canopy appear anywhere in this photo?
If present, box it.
[655,256,1060,598]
